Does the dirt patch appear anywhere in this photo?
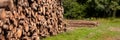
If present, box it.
[105,36,120,40]
[106,27,120,40]
[109,27,120,32]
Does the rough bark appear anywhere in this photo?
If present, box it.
[0,0,66,40]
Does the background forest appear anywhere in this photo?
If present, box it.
[62,0,120,19]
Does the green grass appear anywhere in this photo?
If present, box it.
[44,18,120,40]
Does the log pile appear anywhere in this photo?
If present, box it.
[0,0,66,40]
[67,20,98,27]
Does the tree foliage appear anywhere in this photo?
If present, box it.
[63,0,120,19]
[63,0,86,19]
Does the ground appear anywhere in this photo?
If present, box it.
[44,18,120,40]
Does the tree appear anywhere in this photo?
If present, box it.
[110,0,120,18]
[63,0,86,19]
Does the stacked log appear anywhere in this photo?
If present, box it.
[0,0,66,40]
[67,20,98,27]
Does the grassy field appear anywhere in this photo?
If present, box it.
[44,18,120,40]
